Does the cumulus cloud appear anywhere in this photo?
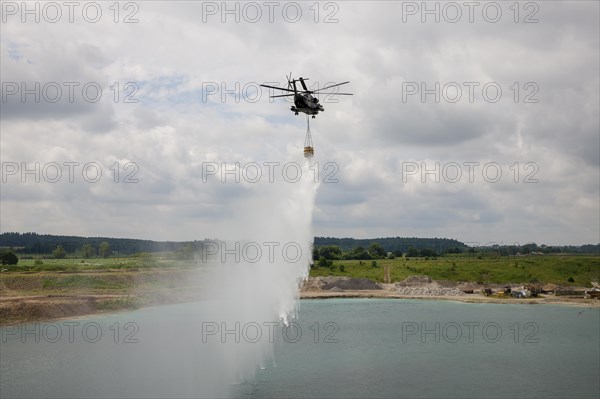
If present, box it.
[0,1,598,245]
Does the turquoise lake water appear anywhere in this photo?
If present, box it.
[1,299,599,398]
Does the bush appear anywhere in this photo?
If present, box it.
[53,245,66,259]
[34,259,44,266]
[567,277,575,283]
[368,243,387,259]
[420,248,438,257]
[406,247,419,257]
[0,250,18,265]
[350,247,372,260]
[339,265,345,272]
[319,245,342,260]
[371,260,378,268]
[392,250,404,257]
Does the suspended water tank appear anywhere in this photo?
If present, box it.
[304,122,314,158]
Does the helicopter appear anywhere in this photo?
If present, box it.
[260,74,352,118]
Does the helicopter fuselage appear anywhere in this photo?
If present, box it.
[291,92,324,116]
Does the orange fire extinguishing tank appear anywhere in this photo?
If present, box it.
[304,118,314,158]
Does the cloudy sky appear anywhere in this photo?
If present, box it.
[1,1,598,246]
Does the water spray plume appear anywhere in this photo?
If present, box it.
[196,158,319,395]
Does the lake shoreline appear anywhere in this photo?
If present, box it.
[1,290,597,326]
[300,290,599,307]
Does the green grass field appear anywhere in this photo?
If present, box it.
[309,254,600,286]
[0,254,200,296]
[3,252,192,272]
[1,252,599,287]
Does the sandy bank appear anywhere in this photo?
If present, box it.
[299,276,600,307]
[299,289,598,307]
[2,275,597,325]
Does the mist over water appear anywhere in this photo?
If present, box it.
[197,159,319,394]
[0,159,320,399]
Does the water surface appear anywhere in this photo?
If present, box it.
[1,299,598,398]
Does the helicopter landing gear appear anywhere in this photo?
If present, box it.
[295,112,298,115]
[311,115,315,119]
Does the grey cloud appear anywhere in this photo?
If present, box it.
[0,1,597,244]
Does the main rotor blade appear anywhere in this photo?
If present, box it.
[270,93,296,98]
[318,92,354,95]
[260,84,296,93]
[312,81,350,93]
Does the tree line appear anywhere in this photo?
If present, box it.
[49,242,113,259]
[314,236,467,254]
[314,236,599,256]
[310,240,600,269]
[312,242,444,264]
[1,233,597,267]
[474,242,600,255]
[0,232,206,255]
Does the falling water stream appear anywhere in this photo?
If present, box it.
[197,158,320,391]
